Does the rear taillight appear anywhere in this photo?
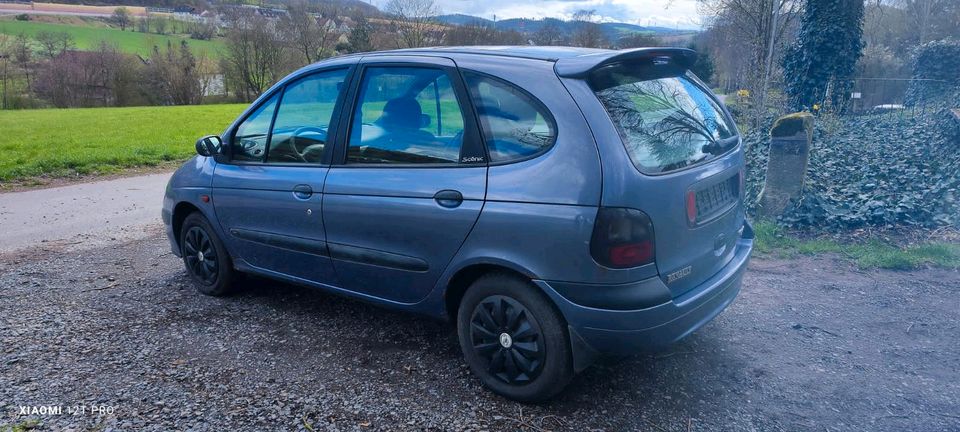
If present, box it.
[686,191,697,224]
[590,208,656,269]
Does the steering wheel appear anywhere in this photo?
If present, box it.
[291,126,328,153]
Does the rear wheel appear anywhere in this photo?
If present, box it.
[180,212,235,296]
[457,273,573,402]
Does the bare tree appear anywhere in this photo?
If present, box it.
[280,2,342,64]
[154,16,169,35]
[532,19,564,46]
[698,0,802,120]
[146,41,210,105]
[385,0,439,48]
[570,10,608,48]
[112,7,132,31]
[33,42,142,107]
[35,31,74,59]
[221,10,293,101]
[0,36,11,109]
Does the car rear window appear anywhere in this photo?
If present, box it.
[590,63,737,174]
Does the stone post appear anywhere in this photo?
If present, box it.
[759,112,814,218]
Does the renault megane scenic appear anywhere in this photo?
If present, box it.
[162,46,754,401]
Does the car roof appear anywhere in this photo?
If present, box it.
[313,46,697,79]
[385,46,611,62]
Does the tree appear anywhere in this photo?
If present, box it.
[782,0,865,111]
[532,19,564,46]
[570,10,607,48]
[688,42,716,84]
[1,36,11,109]
[443,20,524,46]
[146,40,210,105]
[154,16,169,35]
[385,0,439,48]
[35,31,74,59]
[345,13,375,53]
[221,10,293,101]
[698,0,803,114]
[280,2,341,64]
[33,42,142,107]
[618,33,664,48]
[112,7,132,31]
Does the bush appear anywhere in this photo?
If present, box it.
[15,14,30,21]
[905,39,960,105]
[745,113,960,230]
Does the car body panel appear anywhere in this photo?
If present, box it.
[211,164,338,284]
[323,167,487,303]
[451,54,602,207]
[560,76,747,298]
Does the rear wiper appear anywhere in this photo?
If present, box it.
[702,135,739,156]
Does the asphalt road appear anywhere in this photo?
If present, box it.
[0,173,170,252]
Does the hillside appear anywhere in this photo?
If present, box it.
[0,16,224,57]
[434,14,690,41]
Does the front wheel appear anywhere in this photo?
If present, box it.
[457,273,574,402]
[180,212,235,296]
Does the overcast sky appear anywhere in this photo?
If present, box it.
[369,0,704,30]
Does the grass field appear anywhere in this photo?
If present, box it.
[0,19,224,57]
[753,221,960,270]
[0,104,246,181]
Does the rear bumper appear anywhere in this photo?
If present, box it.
[536,223,753,356]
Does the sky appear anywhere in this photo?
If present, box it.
[370,0,704,30]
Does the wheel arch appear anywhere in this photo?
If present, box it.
[171,201,203,251]
[443,261,536,322]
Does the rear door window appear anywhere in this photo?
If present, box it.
[347,67,466,164]
[463,72,557,163]
[591,65,737,174]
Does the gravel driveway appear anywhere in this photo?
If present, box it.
[2,227,959,431]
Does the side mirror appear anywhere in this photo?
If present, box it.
[419,114,431,128]
[195,135,222,157]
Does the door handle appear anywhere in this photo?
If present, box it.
[434,190,463,208]
[293,184,313,200]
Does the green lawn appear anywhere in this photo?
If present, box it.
[753,221,960,270]
[0,19,224,57]
[0,104,246,181]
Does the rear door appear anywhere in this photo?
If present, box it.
[587,62,745,297]
[322,56,488,304]
[212,66,353,284]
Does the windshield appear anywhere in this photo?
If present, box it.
[591,65,737,174]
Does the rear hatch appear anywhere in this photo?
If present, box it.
[587,57,745,298]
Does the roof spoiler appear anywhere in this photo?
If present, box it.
[554,48,698,79]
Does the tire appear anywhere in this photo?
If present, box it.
[180,212,235,296]
[457,273,574,402]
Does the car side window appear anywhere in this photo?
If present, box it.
[463,72,557,163]
[232,94,278,162]
[347,67,466,164]
[267,69,349,164]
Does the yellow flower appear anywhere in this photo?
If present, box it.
[812,104,821,111]
[737,89,750,98]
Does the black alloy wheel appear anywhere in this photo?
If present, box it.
[469,295,545,384]
[183,226,218,285]
[180,212,235,296]
[457,273,573,402]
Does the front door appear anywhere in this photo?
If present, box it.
[212,67,352,285]
[322,57,488,303]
